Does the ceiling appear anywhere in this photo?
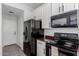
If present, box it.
[2,4,23,17]
[25,3,44,9]
[2,3,44,16]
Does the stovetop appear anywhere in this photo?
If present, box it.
[46,33,79,52]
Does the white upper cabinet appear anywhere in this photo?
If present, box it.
[42,3,52,28]
[33,6,42,20]
[33,3,52,29]
[52,3,79,16]
[52,3,60,16]
[33,3,79,29]
[63,3,79,13]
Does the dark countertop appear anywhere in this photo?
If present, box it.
[36,38,45,42]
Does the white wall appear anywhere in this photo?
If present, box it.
[45,28,79,36]
[2,13,18,46]
[0,3,2,56]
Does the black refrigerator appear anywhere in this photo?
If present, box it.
[23,19,43,56]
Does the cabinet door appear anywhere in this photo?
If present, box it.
[33,6,42,20]
[51,46,58,56]
[37,40,46,56]
[77,47,79,56]
[52,3,60,16]
[42,3,52,28]
[77,52,79,56]
[63,3,78,12]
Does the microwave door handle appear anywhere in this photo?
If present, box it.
[59,7,60,13]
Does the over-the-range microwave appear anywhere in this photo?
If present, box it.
[51,10,78,28]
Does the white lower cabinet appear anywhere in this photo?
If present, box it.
[37,40,46,56]
[51,46,58,56]
[77,52,79,56]
[77,48,79,56]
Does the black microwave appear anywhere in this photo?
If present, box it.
[51,10,78,28]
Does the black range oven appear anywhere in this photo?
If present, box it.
[54,33,78,56]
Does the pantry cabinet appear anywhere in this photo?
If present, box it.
[42,3,52,28]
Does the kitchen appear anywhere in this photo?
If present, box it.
[1,3,79,56]
[24,3,79,56]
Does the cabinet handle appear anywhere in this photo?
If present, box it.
[74,3,75,8]
[38,42,42,44]
[62,4,64,12]
[59,7,60,13]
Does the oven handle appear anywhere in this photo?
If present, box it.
[58,48,77,55]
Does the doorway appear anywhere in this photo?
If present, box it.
[2,4,24,56]
[2,13,17,46]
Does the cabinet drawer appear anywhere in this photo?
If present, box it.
[37,40,46,56]
[51,46,58,56]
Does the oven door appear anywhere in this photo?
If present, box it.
[58,48,77,56]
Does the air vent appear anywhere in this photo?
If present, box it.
[9,11,14,13]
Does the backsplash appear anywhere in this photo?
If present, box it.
[44,28,79,36]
